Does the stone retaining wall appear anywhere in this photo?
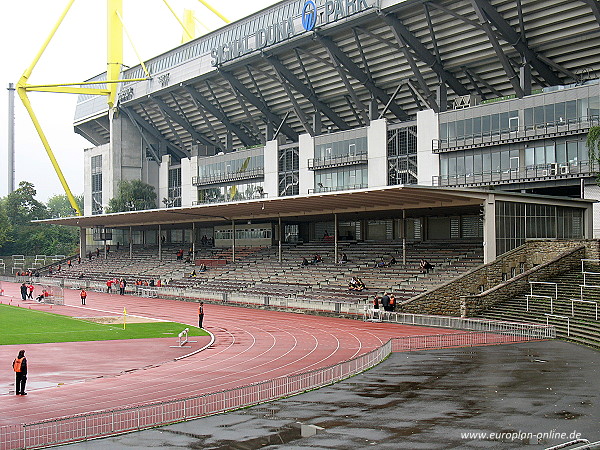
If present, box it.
[400,240,600,317]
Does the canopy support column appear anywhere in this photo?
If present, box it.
[334,213,338,265]
[231,220,236,263]
[278,217,282,263]
[158,224,162,261]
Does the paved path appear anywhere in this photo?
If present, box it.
[0,281,459,426]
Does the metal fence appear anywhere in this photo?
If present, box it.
[0,327,553,450]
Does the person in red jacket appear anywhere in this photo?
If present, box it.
[80,289,87,305]
[12,350,27,395]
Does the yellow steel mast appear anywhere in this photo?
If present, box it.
[16,0,229,216]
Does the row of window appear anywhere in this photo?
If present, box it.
[197,182,264,204]
[314,137,367,161]
[495,201,584,255]
[198,155,264,179]
[314,166,368,192]
[439,96,599,140]
[440,137,588,178]
[214,228,273,240]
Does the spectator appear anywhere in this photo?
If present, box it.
[419,259,434,274]
[301,257,309,266]
[389,256,397,266]
[340,253,348,264]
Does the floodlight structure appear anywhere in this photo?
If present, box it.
[15,0,229,216]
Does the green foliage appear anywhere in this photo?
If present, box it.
[106,179,157,213]
[47,194,83,218]
[0,182,80,256]
[4,181,48,225]
[587,126,600,161]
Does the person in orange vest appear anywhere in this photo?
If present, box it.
[389,293,396,312]
[12,350,27,395]
[80,289,87,305]
[198,302,204,328]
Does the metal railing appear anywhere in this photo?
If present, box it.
[0,325,552,450]
[432,160,597,187]
[192,168,264,186]
[308,153,368,170]
[308,184,367,194]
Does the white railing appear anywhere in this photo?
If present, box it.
[0,327,550,450]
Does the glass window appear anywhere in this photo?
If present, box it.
[534,106,544,126]
[473,116,481,134]
[449,157,456,176]
[566,100,577,121]
[440,157,448,176]
[545,104,555,124]
[474,153,482,174]
[556,143,566,164]
[524,108,533,128]
[590,95,600,118]
[465,154,474,175]
[555,102,566,123]
[525,147,534,167]
[567,141,578,162]
[456,155,465,175]
[491,152,500,172]
[456,120,464,139]
[491,114,500,133]
[545,144,556,164]
[500,151,509,171]
[440,123,447,140]
[500,112,509,131]
[482,115,490,134]
[578,141,587,163]
[465,118,472,137]
[483,152,491,172]
[535,146,545,165]
[448,121,456,138]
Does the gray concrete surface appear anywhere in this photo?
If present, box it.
[63,340,600,449]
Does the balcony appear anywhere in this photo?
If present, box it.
[192,168,264,186]
[433,116,600,153]
[432,160,597,187]
[308,153,368,170]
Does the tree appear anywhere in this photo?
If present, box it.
[4,181,48,225]
[587,126,600,162]
[106,179,157,213]
[47,194,84,218]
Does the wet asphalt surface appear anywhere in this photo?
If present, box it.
[62,340,599,449]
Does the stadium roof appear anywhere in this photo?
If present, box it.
[74,0,600,159]
[40,186,593,229]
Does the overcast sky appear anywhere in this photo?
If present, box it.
[0,0,279,202]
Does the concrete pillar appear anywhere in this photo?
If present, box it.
[79,228,86,259]
[483,195,497,264]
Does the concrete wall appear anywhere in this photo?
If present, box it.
[400,239,600,317]
[367,118,387,188]
[416,109,439,186]
[299,133,314,195]
[264,140,278,198]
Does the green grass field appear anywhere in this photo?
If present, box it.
[0,303,208,345]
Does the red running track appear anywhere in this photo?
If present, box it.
[0,281,464,426]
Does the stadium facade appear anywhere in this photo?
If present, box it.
[55,0,600,262]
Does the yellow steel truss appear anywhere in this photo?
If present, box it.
[16,0,229,216]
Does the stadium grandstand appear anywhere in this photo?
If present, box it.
[40,0,600,318]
